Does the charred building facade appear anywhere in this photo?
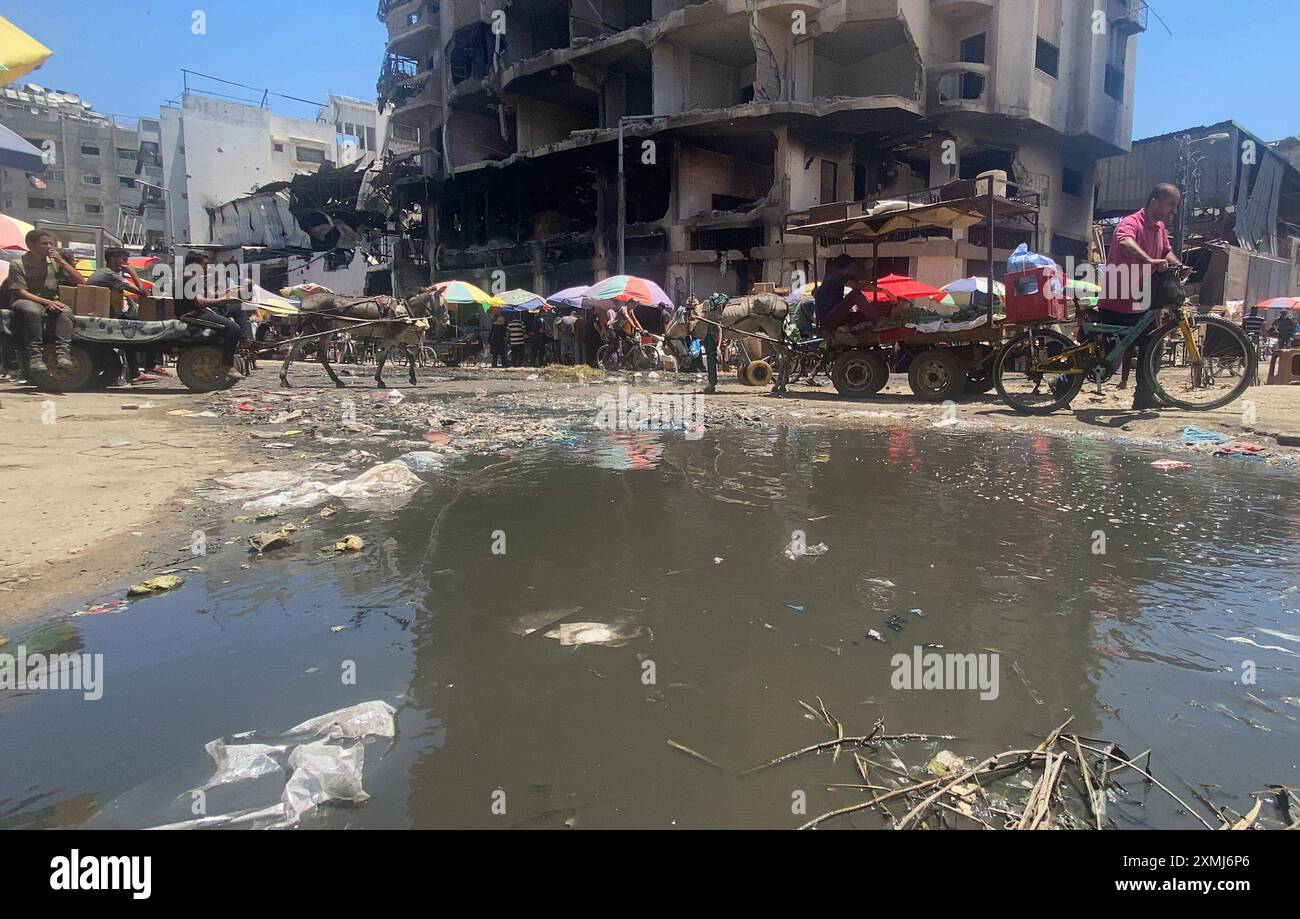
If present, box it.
[374,0,1146,298]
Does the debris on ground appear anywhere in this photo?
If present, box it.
[127,575,184,597]
[331,535,365,553]
[543,621,649,648]
[248,525,298,554]
[150,700,396,829]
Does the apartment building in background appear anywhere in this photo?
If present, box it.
[370,0,1147,298]
[0,82,157,248]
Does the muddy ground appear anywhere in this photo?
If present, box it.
[2,359,1297,627]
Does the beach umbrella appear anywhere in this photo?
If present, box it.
[0,123,44,173]
[587,274,671,306]
[493,288,547,313]
[546,285,590,309]
[432,280,501,310]
[0,212,34,251]
[943,276,1006,299]
[1257,297,1300,312]
[875,273,948,302]
[0,15,52,87]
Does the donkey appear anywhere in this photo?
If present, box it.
[279,289,448,389]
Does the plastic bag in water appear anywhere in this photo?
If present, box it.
[198,739,287,790]
[285,700,397,741]
[282,740,369,819]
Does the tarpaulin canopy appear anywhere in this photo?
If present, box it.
[246,283,299,315]
[0,15,52,87]
[0,123,44,173]
[1257,297,1300,311]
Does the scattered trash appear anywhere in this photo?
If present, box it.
[1215,442,1268,460]
[1151,458,1191,470]
[330,625,345,634]
[282,740,370,820]
[1179,425,1230,446]
[865,629,884,642]
[908,608,926,617]
[120,402,154,411]
[396,451,446,473]
[713,557,724,565]
[268,410,303,424]
[788,604,806,612]
[127,575,183,597]
[0,636,8,649]
[331,535,365,553]
[73,599,128,617]
[324,462,424,509]
[374,389,405,404]
[864,578,896,588]
[319,506,338,518]
[543,621,648,648]
[423,431,452,446]
[933,417,960,429]
[784,541,829,561]
[198,739,286,790]
[248,525,298,554]
[926,750,965,777]
[236,402,255,412]
[285,700,397,740]
[507,606,582,637]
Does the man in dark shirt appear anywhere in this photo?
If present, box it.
[1,229,82,373]
[814,254,890,334]
[1274,312,1297,349]
[88,248,156,383]
[175,252,246,381]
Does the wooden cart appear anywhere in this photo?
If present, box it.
[778,181,1042,400]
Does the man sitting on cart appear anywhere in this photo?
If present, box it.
[0,229,83,374]
[814,254,892,336]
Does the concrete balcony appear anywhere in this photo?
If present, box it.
[929,0,995,18]
[928,62,990,114]
[1110,0,1148,35]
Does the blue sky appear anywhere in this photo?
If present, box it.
[2,0,1295,141]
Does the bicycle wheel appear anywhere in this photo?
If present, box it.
[1145,314,1256,411]
[636,345,663,371]
[596,344,621,371]
[993,328,1085,415]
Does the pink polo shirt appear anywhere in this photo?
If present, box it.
[1098,208,1171,313]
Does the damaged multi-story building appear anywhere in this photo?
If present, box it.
[373,0,1147,299]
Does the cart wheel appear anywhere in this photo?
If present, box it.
[831,349,888,397]
[91,349,124,389]
[177,345,236,393]
[736,365,751,384]
[744,359,773,387]
[28,344,96,393]
[907,349,967,402]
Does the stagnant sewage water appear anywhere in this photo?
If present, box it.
[1,414,1297,829]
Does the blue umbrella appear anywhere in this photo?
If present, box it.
[546,285,590,310]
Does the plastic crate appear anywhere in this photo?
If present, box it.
[1004,267,1068,324]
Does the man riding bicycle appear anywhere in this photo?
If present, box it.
[1096,182,1187,410]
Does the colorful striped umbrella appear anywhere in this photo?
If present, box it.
[546,285,590,309]
[432,280,502,311]
[586,275,671,306]
[493,288,547,313]
[0,212,35,251]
